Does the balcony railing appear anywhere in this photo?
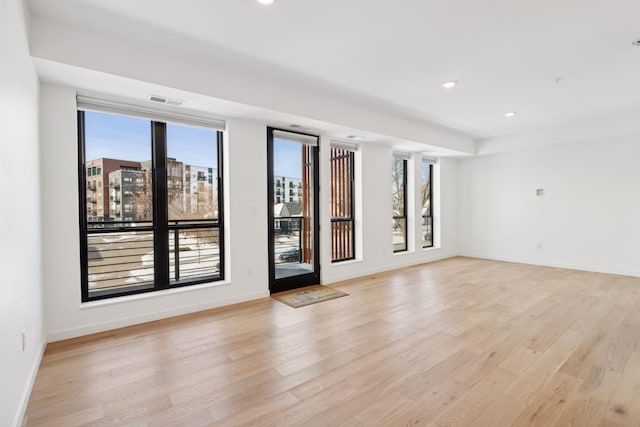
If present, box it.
[85,219,221,296]
[273,217,315,265]
[86,228,155,294]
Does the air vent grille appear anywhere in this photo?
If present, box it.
[149,95,184,106]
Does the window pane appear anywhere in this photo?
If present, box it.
[273,138,314,279]
[83,111,155,296]
[330,147,355,262]
[331,220,354,261]
[393,218,407,252]
[421,161,433,248]
[84,111,153,226]
[392,155,407,252]
[166,124,220,283]
[166,124,219,222]
[392,157,405,216]
[87,230,154,298]
[169,227,221,282]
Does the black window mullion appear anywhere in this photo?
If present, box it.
[152,121,170,289]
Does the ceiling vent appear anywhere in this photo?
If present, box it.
[149,95,184,106]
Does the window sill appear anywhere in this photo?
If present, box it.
[393,250,415,257]
[330,258,363,267]
[79,279,231,309]
[422,246,440,252]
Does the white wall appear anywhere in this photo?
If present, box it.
[0,1,45,426]
[458,134,640,276]
[40,83,460,342]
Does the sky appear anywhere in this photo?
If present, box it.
[274,138,302,179]
[421,161,431,183]
[84,111,304,178]
[85,111,217,169]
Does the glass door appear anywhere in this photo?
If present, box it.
[267,127,320,293]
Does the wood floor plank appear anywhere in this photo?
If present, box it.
[22,257,640,426]
[511,372,583,426]
[603,349,640,426]
[427,367,518,427]
[552,395,608,427]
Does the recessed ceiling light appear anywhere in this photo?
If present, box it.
[442,80,458,89]
[347,135,364,140]
[505,111,517,118]
[256,0,275,5]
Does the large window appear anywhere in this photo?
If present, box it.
[420,159,434,248]
[330,145,356,262]
[78,107,224,301]
[392,154,408,252]
[421,159,434,248]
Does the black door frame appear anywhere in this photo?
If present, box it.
[267,127,321,293]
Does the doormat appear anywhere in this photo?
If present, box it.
[272,285,348,308]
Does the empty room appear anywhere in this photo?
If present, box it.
[3,0,640,425]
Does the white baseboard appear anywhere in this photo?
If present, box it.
[458,252,640,278]
[324,252,458,285]
[13,338,47,427]
[47,290,270,342]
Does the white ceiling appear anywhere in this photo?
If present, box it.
[27,0,640,139]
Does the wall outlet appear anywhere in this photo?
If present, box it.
[536,242,542,250]
[21,329,27,352]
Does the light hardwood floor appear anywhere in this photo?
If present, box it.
[23,257,640,426]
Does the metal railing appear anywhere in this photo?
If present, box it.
[169,220,220,282]
[85,219,221,295]
[87,229,155,293]
[274,217,306,264]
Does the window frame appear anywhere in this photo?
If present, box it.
[330,147,356,263]
[392,155,408,253]
[77,110,225,302]
[421,159,434,249]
